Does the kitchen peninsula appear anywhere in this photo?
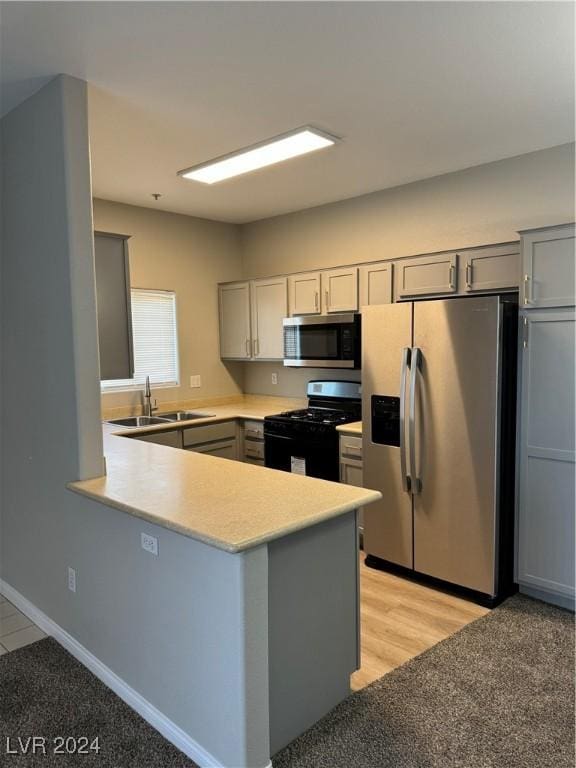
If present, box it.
[67,401,380,768]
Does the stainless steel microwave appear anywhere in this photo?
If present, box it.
[283,314,361,368]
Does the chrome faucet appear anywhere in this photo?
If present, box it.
[143,376,158,417]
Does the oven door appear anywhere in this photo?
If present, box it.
[264,431,340,482]
[283,314,360,368]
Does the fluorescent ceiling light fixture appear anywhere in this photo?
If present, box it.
[178,127,339,184]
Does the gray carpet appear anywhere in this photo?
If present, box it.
[273,594,575,768]
[0,595,573,767]
[0,638,199,767]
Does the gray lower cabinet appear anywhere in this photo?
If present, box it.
[516,308,575,607]
[520,224,575,309]
[94,232,134,380]
[132,429,183,448]
[183,420,238,460]
[242,419,265,465]
[339,434,364,532]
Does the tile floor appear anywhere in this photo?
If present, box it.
[0,594,46,654]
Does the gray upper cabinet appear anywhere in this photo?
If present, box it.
[359,262,393,307]
[462,243,520,293]
[94,232,134,381]
[251,277,287,360]
[516,309,575,603]
[520,224,575,309]
[396,252,458,299]
[321,267,358,313]
[289,272,321,315]
[219,282,251,359]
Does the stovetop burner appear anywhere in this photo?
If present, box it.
[277,408,355,425]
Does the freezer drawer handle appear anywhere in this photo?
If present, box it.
[409,346,422,494]
[400,347,411,493]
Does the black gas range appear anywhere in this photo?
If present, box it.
[264,381,362,482]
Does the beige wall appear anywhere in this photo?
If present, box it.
[240,143,574,397]
[93,199,243,410]
[240,143,575,279]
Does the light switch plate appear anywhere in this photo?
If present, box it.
[190,375,201,388]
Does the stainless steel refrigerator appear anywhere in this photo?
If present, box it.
[362,295,517,604]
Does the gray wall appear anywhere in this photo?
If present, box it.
[0,75,269,768]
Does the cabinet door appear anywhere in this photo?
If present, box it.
[359,263,393,307]
[94,232,134,380]
[288,273,321,316]
[340,458,364,531]
[396,252,458,298]
[521,225,575,309]
[517,310,575,598]
[463,244,520,293]
[251,277,287,359]
[133,430,182,448]
[322,267,358,313]
[188,439,238,461]
[219,282,251,359]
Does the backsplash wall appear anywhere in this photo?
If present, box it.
[243,362,361,399]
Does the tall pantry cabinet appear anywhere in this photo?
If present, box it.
[516,223,575,609]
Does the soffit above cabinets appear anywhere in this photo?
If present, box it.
[1,2,574,223]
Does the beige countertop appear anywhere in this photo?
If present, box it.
[336,421,363,436]
[68,396,380,553]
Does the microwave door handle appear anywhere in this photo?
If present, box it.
[409,347,422,494]
[400,347,411,492]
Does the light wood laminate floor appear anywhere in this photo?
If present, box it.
[352,553,490,690]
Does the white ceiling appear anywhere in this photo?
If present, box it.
[1,2,574,223]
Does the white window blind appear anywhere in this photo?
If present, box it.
[101,289,179,390]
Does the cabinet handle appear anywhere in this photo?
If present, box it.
[465,263,473,289]
[325,289,330,311]
[524,274,531,305]
[315,291,319,311]
[523,317,529,348]
[255,339,259,356]
[246,339,251,357]
[449,264,456,290]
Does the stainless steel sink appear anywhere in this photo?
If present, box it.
[107,416,172,428]
[156,411,215,421]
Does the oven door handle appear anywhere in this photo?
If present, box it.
[400,347,411,493]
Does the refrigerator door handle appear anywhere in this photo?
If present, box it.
[400,347,411,493]
[409,346,422,494]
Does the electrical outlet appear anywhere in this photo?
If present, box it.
[67,567,76,593]
[190,375,201,388]
[271,372,278,385]
[141,532,159,556]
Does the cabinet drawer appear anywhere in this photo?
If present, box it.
[244,438,265,460]
[183,421,236,447]
[245,456,265,467]
[132,429,183,448]
[186,439,237,461]
[243,420,264,440]
[340,435,362,459]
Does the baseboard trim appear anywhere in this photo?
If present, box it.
[519,584,575,612]
[0,580,272,768]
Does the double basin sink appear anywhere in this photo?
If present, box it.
[108,411,215,428]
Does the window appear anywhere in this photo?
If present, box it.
[101,289,179,390]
